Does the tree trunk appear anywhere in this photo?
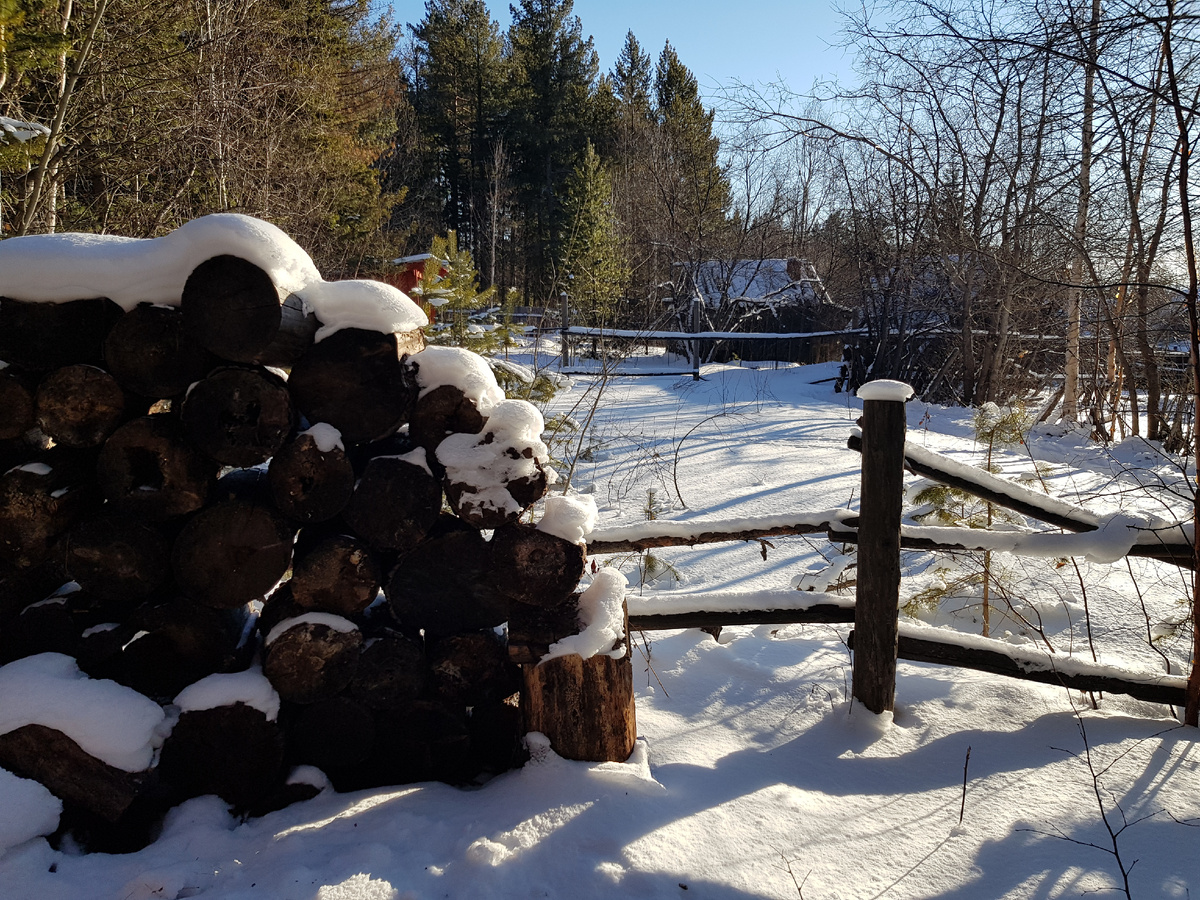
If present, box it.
[34,364,127,448]
[267,429,355,524]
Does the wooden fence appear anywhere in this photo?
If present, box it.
[584,380,1197,719]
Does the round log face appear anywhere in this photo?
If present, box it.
[428,631,520,708]
[348,631,428,710]
[0,466,93,568]
[172,500,296,609]
[182,255,283,363]
[0,296,123,370]
[408,384,486,454]
[342,456,442,553]
[384,528,510,637]
[96,417,217,520]
[104,303,217,398]
[267,432,355,524]
[181,367,294,468]
[35,365,126,448]
[289,533,381,616]
[263,621,363,704]
[288,329,419,444]
[489,523,586,608]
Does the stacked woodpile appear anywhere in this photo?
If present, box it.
[0,234,631,852]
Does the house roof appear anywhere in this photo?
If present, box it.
[678,259,827,307]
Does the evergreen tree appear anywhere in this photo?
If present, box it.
[410,0,505,262]
[612,30,653,116]
[505,0,599,302]
[421,229,498,350]
[559,141,626,324]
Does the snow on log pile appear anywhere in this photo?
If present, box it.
[0,214,628,852]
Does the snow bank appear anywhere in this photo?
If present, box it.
[543,568,628,662]
[0,213,428,338]
[0,770,61,856]
[173,667,281,722]
[538,494,598,545]
[0,654,165,772]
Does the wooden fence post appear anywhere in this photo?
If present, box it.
[852,379,913,714]
[559,291,570,368]
[690,296,702,381]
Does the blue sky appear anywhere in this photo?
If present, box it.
[392,1,856,101]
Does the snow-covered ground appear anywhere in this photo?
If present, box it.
[2,349,1198,900]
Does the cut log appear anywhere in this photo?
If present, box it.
[157,703,286,810]
[0,724,148,822]
[285,695,376,771]
[181,366,294,467]
[34,364,127,448]
[103,302,218,398]
[507,594,580,664]
[0,296,123,370]
[268,429,355,523]
[348,630,428,710]
[90,597,251,699]
[289,533,381,617]
[490,523,586,608]
[96,416,218,520]
[428,630,521,708]
[349,700,472,788]
[0,455,98,567]
[342,454,442,554]
[63,514,172,603]
[262,616,363,704]
[181,254,317,366]
[408,383,486,454]
[0,368,36,440]
[520,602,635,763]
[172,497,296,609]
[385,526,509,637]
[288,327,424,444]
[469,698,527,775]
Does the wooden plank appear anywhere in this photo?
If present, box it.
[629,604,854,631]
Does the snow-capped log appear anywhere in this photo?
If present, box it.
[0,368,36,440]
[489,523,586,608]
[95,415,218,520]
[262,614,363,704]
[180,365,295,467]
[285,695,376,772]
[93,598,254,700]
[384,524,510,637]
[267,426,355,524]
[287,327,424,444]
[102,303,218,399]
[341,453,442,554]
[34,364,129,448]
[428,630,520,708]
[288,532,381,617]
[0,454,98,568]
[171,495,296,609]
[63,513,172,603]
[181,254,318,366]
[347,630,428,710]
[157,703,286,810]
[0,723,149,822]
[408,383,488,454]
[0,296,123,370]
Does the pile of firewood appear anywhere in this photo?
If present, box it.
[0,248,610,850]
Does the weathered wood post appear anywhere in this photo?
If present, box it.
[852,379,912,714]
[559,291,571,368]
[690,296,702,381]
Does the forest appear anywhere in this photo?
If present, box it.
[2,0,1199,442]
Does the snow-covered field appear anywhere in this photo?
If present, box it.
[2,351,1198,900]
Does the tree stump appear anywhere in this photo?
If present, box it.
[520,602,635,762]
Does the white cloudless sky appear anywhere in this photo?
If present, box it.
[391,1,857,102]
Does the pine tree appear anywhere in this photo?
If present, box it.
[505,0,599,302]
[559,142,626,325]
[421,230,499,350]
